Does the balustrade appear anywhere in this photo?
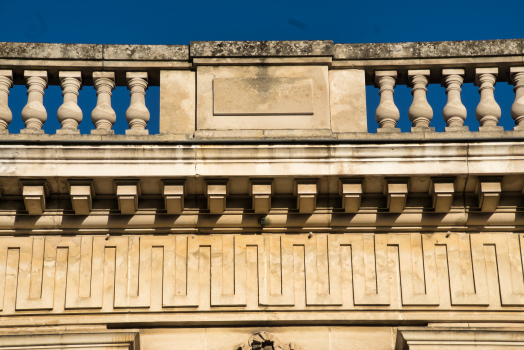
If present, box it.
[57,71,82,134]
[375,71,400,132]
[0,40,523,137]
[511,67,524,130]
[125,72,150,135]
[21,70,47,134]
[0,70,13,134]
[408,70,433,132]
[442,69,468,131]
[475,68,502,131]
[91,72,117,135]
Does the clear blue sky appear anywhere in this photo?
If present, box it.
[1,0,523,134]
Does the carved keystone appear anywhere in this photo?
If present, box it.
[294,179,318,214]
[429,178,455,213]
[475,177,502,212]
[20,180,48,215]
[162,179,186,214]
[384,178,409,213]
[339,178,363,213]
[250,179,273,214]
[206,179,228,214]
[68,180,94,215]
[115,180,140,215]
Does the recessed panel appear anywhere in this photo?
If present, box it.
[213,77,314,116]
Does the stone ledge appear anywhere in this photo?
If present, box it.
[1,39,523,62]
[190,40,334,57]
[334,39,523,60]
[0,129,524,143]
[0,42,189,61]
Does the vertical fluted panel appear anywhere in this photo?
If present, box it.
[125,72,150,135]
[57,71,82,134]
[0,70,13,134]
[21,70,48,134]
[408,70,433,131]
[375,71,400,132]
[442,69,468,131]
[91,72,116,135]
[475,68,501,131]
[510,67,524,131]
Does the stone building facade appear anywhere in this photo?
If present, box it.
[0,39,524,349]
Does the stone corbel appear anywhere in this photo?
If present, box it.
[68,180,95,215]
[206,179,228,214]
[339,178,363,213]
[250,179,273,214]
[294,179,318,214]
[384,178,409,213]
[20,180,49,215]
[162,179,186,214]
[429,178,455,213]
[475,177,502,212]
[115,180,141,215]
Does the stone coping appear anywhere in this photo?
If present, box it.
[0,129,523,143]
[0,39,522,61]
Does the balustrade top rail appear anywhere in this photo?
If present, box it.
[0,39,523,140]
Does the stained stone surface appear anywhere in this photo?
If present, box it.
[334,38,523,59]
[0,42,103,60]
[0,42,188,61]
[103,44,188,61]
[190,40,334,57]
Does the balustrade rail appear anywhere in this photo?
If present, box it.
[0,39,523,138]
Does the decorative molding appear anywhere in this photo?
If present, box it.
[236,332,302,350]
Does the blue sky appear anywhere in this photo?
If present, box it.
[1,0,523,134]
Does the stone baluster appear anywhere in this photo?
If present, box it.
[57,71,82,134]
[91,72,116,135]
[408,70,433,132]
[375,71,400,133]
[510,67,524,130]
[442,69,468,131]
[125,72,150,135]
[0,70,13,135]
[475,68,502,131]
[21,70,48,134]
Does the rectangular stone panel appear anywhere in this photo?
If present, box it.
[213,77,314,116]
[196,65,330,130]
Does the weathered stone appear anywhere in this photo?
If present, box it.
[103,44,188,60]
[334,41,418,59]
[190,40,334,57]
[420,38,522,57]
[0,42,102,59]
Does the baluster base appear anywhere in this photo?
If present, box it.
[445,126,469,132]
[125,129,149,136]
[0,129,8,135]
[91,129,115,135]
[376,128,401,133]
[514,125,524,131]
[56,128,81,135]
[20,128,45,134]
[479,125,503,132]
[411,126,435,133]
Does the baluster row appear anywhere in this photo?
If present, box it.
[375,67,524,132]
[0,70,150,135]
